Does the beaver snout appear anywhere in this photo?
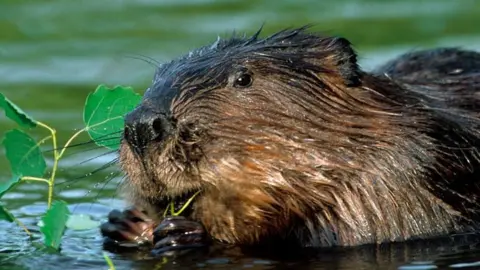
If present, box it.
[123,106,174,155]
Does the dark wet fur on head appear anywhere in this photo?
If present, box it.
[119,25,480,248]
[148,25,360,100]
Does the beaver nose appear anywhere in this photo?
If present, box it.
[123,106,173,155]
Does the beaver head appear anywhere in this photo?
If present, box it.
[119,27,466,246]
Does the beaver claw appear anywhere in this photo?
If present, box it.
[100,208,155,247]
[152,216,209,255]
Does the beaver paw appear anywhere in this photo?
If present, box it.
[152,216,209,255]
[100,208,155,247]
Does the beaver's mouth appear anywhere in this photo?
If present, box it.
[162,189,202,217]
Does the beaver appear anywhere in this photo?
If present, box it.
[100,26,480,253]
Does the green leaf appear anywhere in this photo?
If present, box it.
[66,214,100,230]
[2,129,46,177]
[83,85,142,150]
[0,92,37,128]
[40,200,70,250]
[0,175,21,199]
[0,205,15,222]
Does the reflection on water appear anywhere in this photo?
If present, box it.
[1,0,480,269]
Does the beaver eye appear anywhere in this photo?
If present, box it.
[233,73,253,88]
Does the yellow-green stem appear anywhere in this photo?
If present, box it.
[21,176,50,184]
[103,252,116,270]
[163,205,169,218]
[37,122,58,209]
[168,190,201,217]
[58,128,86,160]
[153,257,169,270]
[14,218,32,236]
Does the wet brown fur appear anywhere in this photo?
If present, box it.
[118,27,480,247]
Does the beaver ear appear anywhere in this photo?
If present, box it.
[325,37,361,87]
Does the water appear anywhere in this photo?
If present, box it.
[1,0,480,269]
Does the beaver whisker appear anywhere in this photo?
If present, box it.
[56,157,119,192]
[123,53,161,68]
